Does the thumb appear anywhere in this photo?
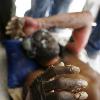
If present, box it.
[24,17,39,29]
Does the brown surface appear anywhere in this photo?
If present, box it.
[62,52,100,100]
[24,50,100,100]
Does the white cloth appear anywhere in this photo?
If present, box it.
[83,0,100,19]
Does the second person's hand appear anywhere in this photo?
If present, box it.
[6,16,40,38]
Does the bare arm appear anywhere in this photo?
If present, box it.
[36,11,93,53]
[66,26,92,53]
[65,12,93,53]
[6,11,93,54]
[37,11,93,30]
[24,11,93,34]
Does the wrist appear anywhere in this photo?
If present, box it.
[37,18,54,30]
[37,19,46,30]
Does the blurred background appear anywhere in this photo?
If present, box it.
[0,0,100,100]
[15,0,86,17]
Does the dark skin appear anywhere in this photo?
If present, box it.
[25,50,100,100]
[62,51,100,100]
[24,62,88,100]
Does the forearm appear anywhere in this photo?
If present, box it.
[66,26,92,54]
[37,11,93,54]
[37,11,93,29]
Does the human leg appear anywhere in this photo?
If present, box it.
[25,0,51,18]
[50,0,72,15]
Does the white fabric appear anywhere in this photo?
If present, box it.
[83,0,100,19]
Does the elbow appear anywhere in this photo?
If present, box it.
[84,11,94,26]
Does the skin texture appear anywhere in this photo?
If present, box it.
[6,11,98,100]
[37,11,93,54]
[23,64,88,100]
[6,11,93,54]
[62,51,100,100]
[22,30,60,66]
[24,50,100,100]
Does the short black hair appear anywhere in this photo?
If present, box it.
[23,30,60,64]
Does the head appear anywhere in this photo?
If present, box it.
[22,30,60,66]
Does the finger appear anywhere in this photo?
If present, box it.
[46,91,75,100]
[8,17,24,29]
[61,74,86,80]
[56,62,65,66]
[6,22,13,28]
[65,64,80,74]
[6,23,17,31]
[20,31,26,37]
[6,29,17,35]
[11,16,18,21]
[6,30,13,35]
[18,17,25,25]
[40,66,80,81]
[6,25,12,30]
[6,17,18,26]
[6,27,15,32]
[6,26,24,37]
[43,77,88,92]
[74,91,88,100]
[7,19,18,26]
[46,91,88,100]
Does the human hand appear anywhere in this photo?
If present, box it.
[25,63,88,100]
[6,16,40,39]
[6,17,25,39]
[23,17,40,36]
